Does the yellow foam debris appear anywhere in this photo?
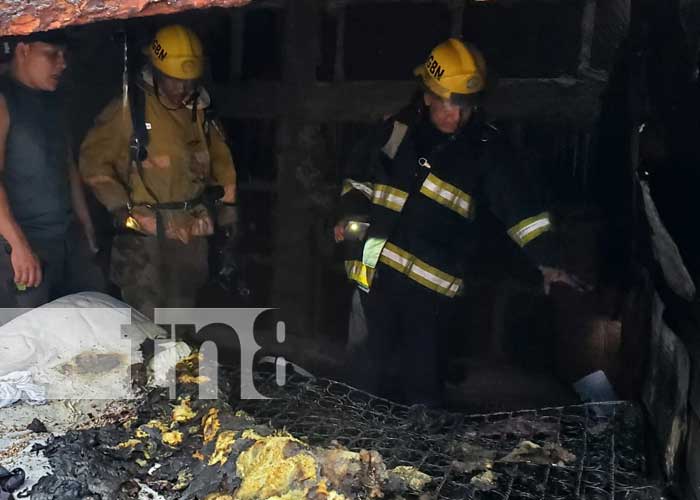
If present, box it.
[235,435,318,500]
[265,491,308,500]
[174,469,193,491]
[209,430,238,466]
[142,441,156,460]
[470,470,497,488]
[172,397,197,423]
[240,429,264,441]
[162,430,184,447]
[177,352,203,370]
[234,410,255,421]
[109,398,372,500]
[178,374,211,384]
[115,439,141,449]
[315,480,330,496]
[310,479,345,500]
[203,494,234,500]
[202,408,221,444]
[391,466,432,491]
[144,420,170,433]
[266,489,346,500]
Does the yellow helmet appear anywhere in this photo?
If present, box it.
[148,25,203,80]
[414,38,487,102]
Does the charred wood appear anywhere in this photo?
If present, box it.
[0,0,250,36]
[213,78,605,124]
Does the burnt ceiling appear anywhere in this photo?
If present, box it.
[0,0,251,36]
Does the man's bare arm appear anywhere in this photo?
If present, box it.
[68,159,97,252]
[0,94,42,287]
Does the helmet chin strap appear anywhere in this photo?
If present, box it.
[153,71,160,98]
[459,105,474,125]
[187,91,200,123]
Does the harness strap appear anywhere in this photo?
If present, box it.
[133,195,204,211]
[127,79,218,241]
[129,83,167,240]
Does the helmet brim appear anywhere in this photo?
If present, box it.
[415,68,482,109]
[414,64,450,100]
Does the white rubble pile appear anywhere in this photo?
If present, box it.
[0,292,185,498]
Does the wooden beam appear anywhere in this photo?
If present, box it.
[327,0,450,8]
[271,0,323,336]
[213,78,606,124]
[333,7,347,81]
[242,0,286,10]
[228,9,245,81]
[578,0,597,73]
[326,0,586,8]
[0,0,251,36]
[448,0,466,37]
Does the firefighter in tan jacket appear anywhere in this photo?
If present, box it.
[80,25,237,318]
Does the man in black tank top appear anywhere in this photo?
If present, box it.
[0,30,105,308]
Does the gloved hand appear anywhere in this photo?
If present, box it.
[111,206,130,230]
[334,220,346,242]
[190,210,215,238]
[218,204,239,240]
[539,266,592,295]
[111,207,157,236]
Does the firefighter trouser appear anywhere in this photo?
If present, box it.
[359,269,449,407]
[0,224,106,308]
[110,233,208,320]
[345,288,369,355]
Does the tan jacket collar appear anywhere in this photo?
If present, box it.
[140,67,211,110]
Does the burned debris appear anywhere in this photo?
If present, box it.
[0,466,24,500]
[29,356,433,500]
[6,353,661,499]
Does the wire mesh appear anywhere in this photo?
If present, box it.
[233,370,664,500]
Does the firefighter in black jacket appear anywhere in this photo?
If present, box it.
[335,38,585,407]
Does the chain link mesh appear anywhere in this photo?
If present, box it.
[232,370,664,500]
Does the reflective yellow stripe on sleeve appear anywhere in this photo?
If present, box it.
[341,179,374,200]
[344,260,375,291]
[507,212,552,247]
[372,184,408,212]
[419,173,473,218]
[379,242,463,297]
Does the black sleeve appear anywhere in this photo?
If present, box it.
[337,119,393,221]
[480,140,560,268]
